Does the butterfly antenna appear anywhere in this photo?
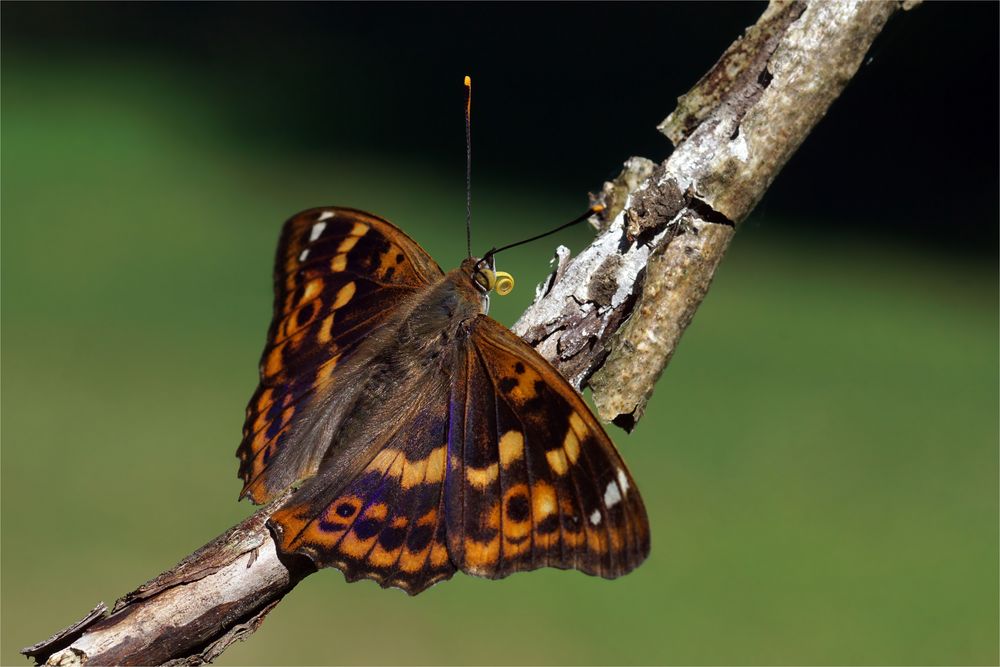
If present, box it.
[464,75,473,259]
[485,203,605,262]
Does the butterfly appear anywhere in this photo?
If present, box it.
[236,207,650,594]
[235,205,650,594]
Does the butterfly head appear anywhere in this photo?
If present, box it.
[463,256,515,297]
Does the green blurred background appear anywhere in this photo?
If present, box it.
[2,3,997,666]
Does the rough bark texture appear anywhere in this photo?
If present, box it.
[515,0,908,428]
[23,491,308,667]
[22,1,911,664]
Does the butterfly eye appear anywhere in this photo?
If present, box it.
[473,268,496,293]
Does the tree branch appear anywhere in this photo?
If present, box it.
[516,0,912,429]
[22,1,913,664]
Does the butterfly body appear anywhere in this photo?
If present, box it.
[239,207,649,594]
[250,262,485,506]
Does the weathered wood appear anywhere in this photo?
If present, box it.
[27,491,309,666]
[514,0,912,429]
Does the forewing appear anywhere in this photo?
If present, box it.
[269,388,455,595]
[238,207,444,504]
[445,315,649,580]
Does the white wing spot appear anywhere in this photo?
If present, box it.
[589,509,602,526]
[309,221,327,242]
[317,211,336,221]
[604,481,622,507]
[298,248,309,262]
[616,468,630,495]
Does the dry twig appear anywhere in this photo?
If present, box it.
[517,0,909,429]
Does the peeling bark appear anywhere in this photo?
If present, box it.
[22,1,914,664]
[24,491,308,666]
[517,0,911,426]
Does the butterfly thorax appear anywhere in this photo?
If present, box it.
[394,261,490,357]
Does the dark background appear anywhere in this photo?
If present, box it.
[4,2,997,251]
[3,3,997,666]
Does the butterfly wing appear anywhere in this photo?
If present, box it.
[264,266,647,594]
[238,207,444,504]
[446,315,649,580]
[269,381,457,595]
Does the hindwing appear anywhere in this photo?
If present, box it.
[269,384,456,594]
[445,315,649,580]
[237,207,443,504]
[265,313,649,594]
